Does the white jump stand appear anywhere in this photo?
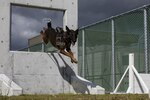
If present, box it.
[113,53,149,94]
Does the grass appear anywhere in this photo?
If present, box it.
[0,94,149,100]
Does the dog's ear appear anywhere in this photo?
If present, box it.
[75,29,79,35]
[66,26,70,31]
[43,27,47,31]
[40,30,43,34]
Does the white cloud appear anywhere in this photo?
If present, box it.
[11,13,42,50]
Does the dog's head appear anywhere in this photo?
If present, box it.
[66,26,79,46]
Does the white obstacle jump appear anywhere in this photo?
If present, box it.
[0,74,22,96]
[114,53,150,94]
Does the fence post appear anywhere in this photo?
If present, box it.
[82,29,85,78]
[112,19,115,91]
[144,8,148,73]
[42,43,45,52]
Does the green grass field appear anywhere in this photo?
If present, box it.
[0,94,149,100]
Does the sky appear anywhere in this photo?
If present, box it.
[79,0,150,26]
[11,0,150,50]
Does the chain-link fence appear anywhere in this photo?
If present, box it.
[78,21,112,92]
[19,4,150,93]
[78,5,150,93]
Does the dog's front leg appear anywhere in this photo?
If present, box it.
[68,50,78,63]
[60,50,77,63]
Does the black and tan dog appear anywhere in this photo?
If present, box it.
[40,22,78,63]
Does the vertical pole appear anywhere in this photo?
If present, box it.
[112,19,115,91]
[42,43,45,52]
[27,41,30,52]
[128,53,134,93]
[28,47,30,52]
[129,53,134,66]
[144,8,148,73]
[82,29,85,78]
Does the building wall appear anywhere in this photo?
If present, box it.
[28,35,42,46]
[12,51,76,94]
[0,0,78,94]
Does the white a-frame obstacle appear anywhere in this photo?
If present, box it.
[114,53,149,94]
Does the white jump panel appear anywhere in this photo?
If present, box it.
[134,74,150,93]
[0,74,22,96]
